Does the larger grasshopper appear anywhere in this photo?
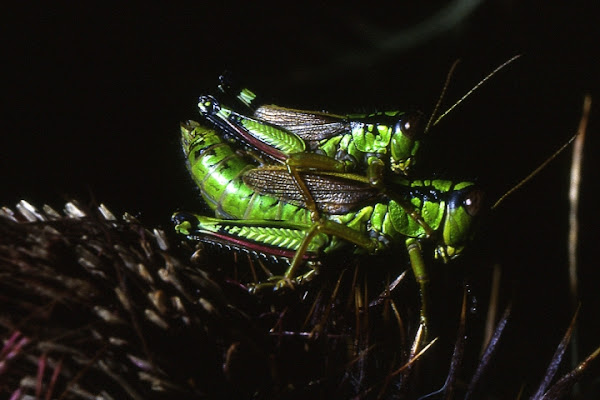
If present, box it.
[173,120,484,326]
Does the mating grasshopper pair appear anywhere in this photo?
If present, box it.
[173,72,493,327]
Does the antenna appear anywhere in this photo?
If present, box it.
[491,95,591,210]
[424,59,461,135]
[427,54,522,131]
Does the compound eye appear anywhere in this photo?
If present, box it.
[395,112,423,140]
[463,188,484,217]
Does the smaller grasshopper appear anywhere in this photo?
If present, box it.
[197,94,422,188]
[208,56,521,185]
[198,57,519,224]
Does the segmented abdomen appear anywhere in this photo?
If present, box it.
[182,121,313,224]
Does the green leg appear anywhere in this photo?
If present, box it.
[280,153,436,240]
[281,218,378,286]
[250,222,323,292]
[365,157,385,187]
[287,152,347,172]
[386,191,435,239]
[284,155,436,239]
[223,216,380,293]
[285,152,350,222]
[405,238,429,332]
[286,164,321,222]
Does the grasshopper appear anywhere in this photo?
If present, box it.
[173,120,483,326]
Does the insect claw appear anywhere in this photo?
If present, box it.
[247,276,297,294]
[274,277,295,291]
[247,282,270,295]
[434,245,463,263]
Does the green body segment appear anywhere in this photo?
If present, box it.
[176,121,480,260]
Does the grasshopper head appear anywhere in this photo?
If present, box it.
[389,112,423,175]
[435,183,485,262]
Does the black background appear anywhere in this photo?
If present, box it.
[3,2,599,396]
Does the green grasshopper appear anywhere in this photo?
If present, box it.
[197,94,422,188]
[206,56,520,186]
[198,58,518,222]
[173,120,484,326]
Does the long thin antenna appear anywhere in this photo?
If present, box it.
[491,134,577,210]
[424,59,461,135]
[491,95,591,211]
[432,54,522,127]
